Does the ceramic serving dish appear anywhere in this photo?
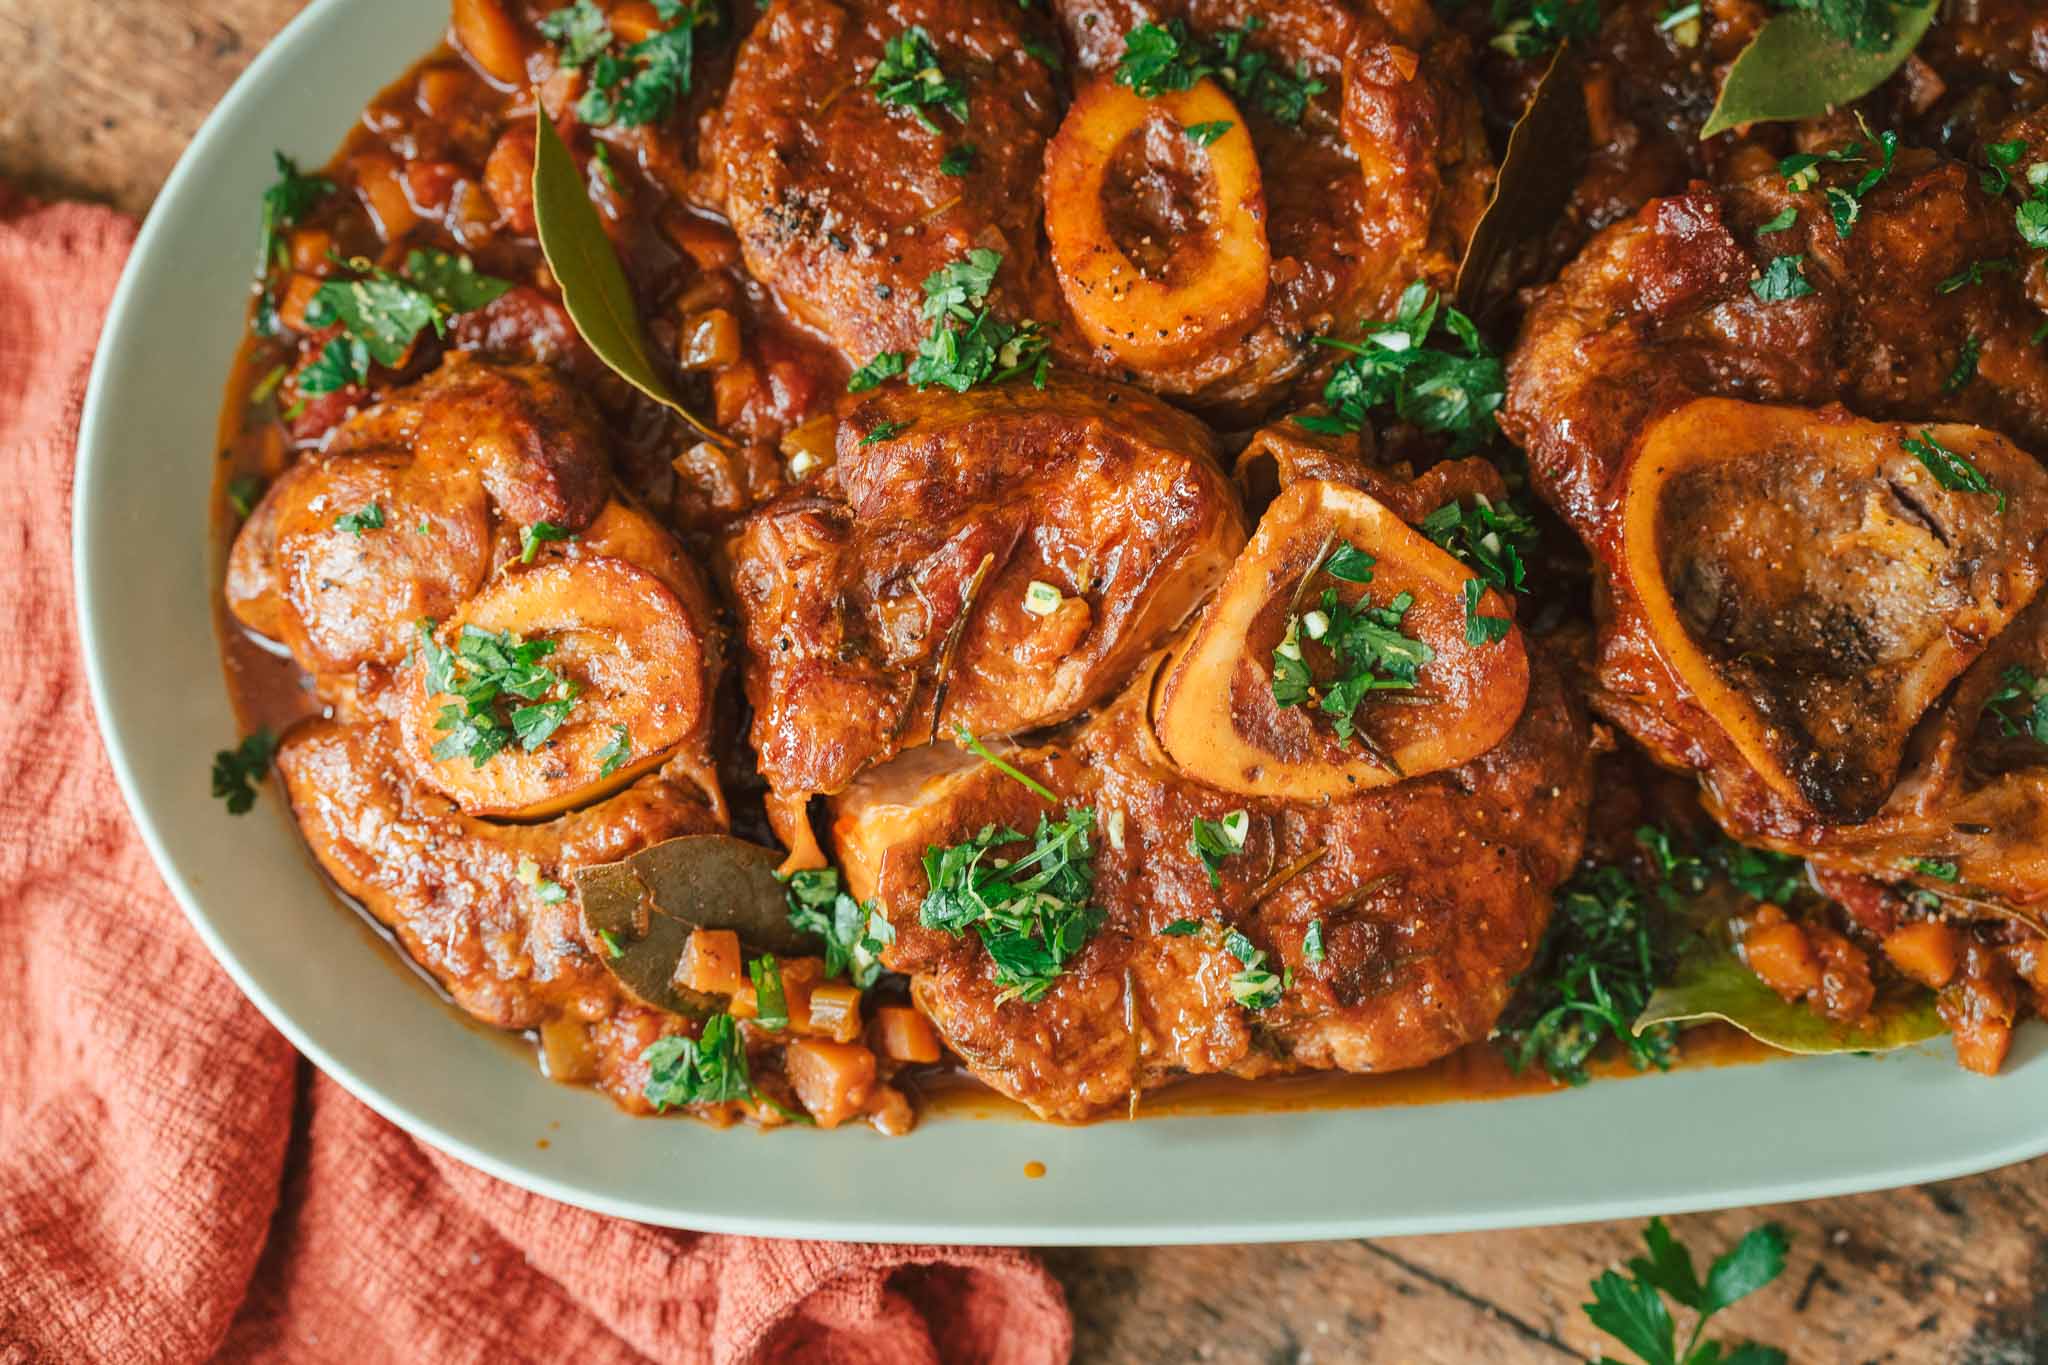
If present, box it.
[73,0,2048,1244]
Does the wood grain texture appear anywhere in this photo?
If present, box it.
[4,1,2045,1359]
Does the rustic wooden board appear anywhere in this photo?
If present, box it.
[6,1,2043,1358]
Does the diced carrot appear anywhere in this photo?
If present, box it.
[663,211,742,273]
[1742,917,1821,1000]
[483,126,537,237]
[276,274,324,333]
[451,0,529,86]
[352,152,419,242]
[288,228,333,274]
[415,65,470,119]
[676,309,741,370]
[873,1006,941,1064]
[1941,945,2020,1076]
[611,0,664,43]
[680,928,742,995]
[1946,1004,2014,1076]
[779,957,822,1033]
[785,1039,877,1129]
[1883,921,1962,990]
[807,983,864,1044]
[728,983,758,1020]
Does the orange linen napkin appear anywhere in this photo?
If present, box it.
[0,184,1071,1365]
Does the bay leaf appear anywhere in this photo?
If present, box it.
[1635,944,1944,1055]
[1700,2,1938,140]
[531,108,725,444]
[1455,42,1590,316]
[575,833,817,1015]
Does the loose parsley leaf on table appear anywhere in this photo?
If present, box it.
[211,731,277,814]
[1298,282,1505,454]
[643,1013,753,1108]
[870,25,969,133]
[416,621,583,768]
[783,867,894,989]
[1585,1217,1791,1365]
[920,810,1103,1003]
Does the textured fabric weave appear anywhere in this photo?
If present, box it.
[0,186,1071,1365]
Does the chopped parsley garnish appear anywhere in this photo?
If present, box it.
[938,144,977,176]
[596,724,632,778]
[211,730,277,814]
[1904,428,2004,513]
[747,955,790,1030]
[1585,1218,1791,1365]
[546,0,716,128]
[1302,918,1326,964]
[597,928,625,958]
[920,810,1103,1003]
[860,418,911,446]
[1223,928,1285,1010]
[1422,493,1537,646]
[1483,0,1601,59]
[1790,130,1895,238]
[782,867,893,988]
[846,350,907,393]
[643,1013,752,1109]
[1756,206,1798,235]
[910,249,1051,393]
[1937,257,2015,294]
[1271,544,1434,750]
[1750,254,1814,302]
[1114,17,1326,126]
[1021,36,1063,69]
[298,249,512,393]
[1986,665,2048,743]
[870,25,968,133]
[1983,139,2027,195]
[417,621,583,768]
[226,474,265,519]
[1160,918,1205,936]
[1184,119,1233,146]
[256,151,334,283]
[1188,810,1250,888]
[333,503,385,538]
[1299,282,1504,454]
[518,520,571,563]
[1769,0,1902,51]
[1906,857,1960,882]
[516,857,570,904]
[1323,542,1377,583]
[1944,336,1981,394]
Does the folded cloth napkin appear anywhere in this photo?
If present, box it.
[0,185,1071,1365]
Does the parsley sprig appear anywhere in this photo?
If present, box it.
[1298,282,1505,454]
[298,249,512,394]
[543,0,715,128]
[256,151,333,284]
[1777,131,1896,237]
[1422,494,1538,647]
[849,249,1050,395]
[869,26,969,133]
[783,867,894,989]
[920,811,1103,1003]
[1114,17,1327,126]
[416,621,583,768]
[211,730,277,814]
[1587,1218,1791,1365]
[643,1013,753,1108]
[1270,543,1434,752]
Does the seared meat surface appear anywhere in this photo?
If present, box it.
[724,376,1246,805]
[701,0,1065,366]
[832,642,1589,1120]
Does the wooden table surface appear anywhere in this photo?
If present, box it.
[10,2,2045,1359]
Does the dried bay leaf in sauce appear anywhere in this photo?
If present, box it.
[531,108,725,445]
[575,834,818,1015]
[1634,945,1943,1055]
[1700,2,1938,140]
[1454,43,1590,317]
